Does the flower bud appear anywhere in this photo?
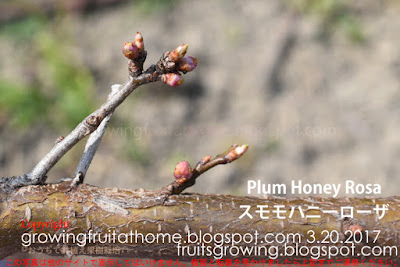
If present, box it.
[174,161,193,184]
[235,144,249,156]
[122,42,139,60]
[162,73,184,87]
[178,56,198,72]
[134,32,144,50]
[225,144,249,162]
[169,44,188,63]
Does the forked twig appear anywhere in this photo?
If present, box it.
[0,33,198,192]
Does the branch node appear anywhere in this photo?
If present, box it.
[157,52,176,74]
[55,136,65,144]
[86,115,102,128]
[70,172,84,188]
[128,50,147,77]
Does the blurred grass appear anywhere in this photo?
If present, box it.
[263,137,281,154]
[131,0,178,16]
[286,0,365,43]
[0,15,95,130]
[0,81,49,127]
[36,31,95,129]
[0,16,46,42]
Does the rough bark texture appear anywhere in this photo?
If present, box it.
[1,182,399,262]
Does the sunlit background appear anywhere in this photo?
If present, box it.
[1,0,400,198]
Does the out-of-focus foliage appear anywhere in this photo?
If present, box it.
[0,81,49,127]
[0,15,95,130]
[36,32,95,129]
[286,0,365,43]
[130,0,179,16]
[0,16,45,42]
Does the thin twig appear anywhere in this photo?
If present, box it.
[157,144,249,196]
[72,84,122,186]
[72,113,113,186]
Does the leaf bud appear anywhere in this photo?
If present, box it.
[169,44,188,63]
[134,32,144,50]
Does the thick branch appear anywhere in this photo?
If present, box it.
[1,183,399,262]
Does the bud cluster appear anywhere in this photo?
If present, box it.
[161,44,198,87]
[122,32,145,60]
[122,33,197,87]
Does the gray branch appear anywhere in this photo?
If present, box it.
[21,73,159,188]
[28,77,135,184]
[72,112,113,185]
[72,84,121,185]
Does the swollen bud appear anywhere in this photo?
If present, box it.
[178,56,198,72]
[169,44,188,63]
[134,32,144,50]
[122,42,139,60]
[162,73,184,87]
[225,144,249,162]
[235,144,249,156]
[174,161,193,184]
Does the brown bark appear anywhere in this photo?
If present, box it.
[1,182,399,262]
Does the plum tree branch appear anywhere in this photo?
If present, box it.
[0,33,199,193]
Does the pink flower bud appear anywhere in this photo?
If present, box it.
[174,161,193,184]
[169,44,188,63]
[178,56,198,72]
[122,42,139,60]
[162,73,184,87]
[134,32,144,50]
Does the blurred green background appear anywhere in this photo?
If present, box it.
[1,0,400,197]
